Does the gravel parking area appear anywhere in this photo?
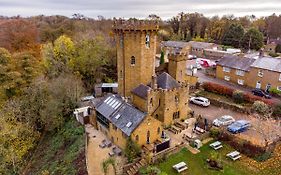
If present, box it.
[190,103,281,146]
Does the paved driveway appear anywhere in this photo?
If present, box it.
[190,103,281,146]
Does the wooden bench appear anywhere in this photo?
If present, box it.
[209,141,223,150]
[227,151,241,161]
[173,162,188,173]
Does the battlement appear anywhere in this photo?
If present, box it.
[168,52,188,61]
[113,19,159,31]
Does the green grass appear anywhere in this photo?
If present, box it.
[25,118,87,175]
[157,143,254,175]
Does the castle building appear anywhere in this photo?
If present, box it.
[90,20,191,151]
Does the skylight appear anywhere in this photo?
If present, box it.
[126,122,132,128]
[115,114,121,120]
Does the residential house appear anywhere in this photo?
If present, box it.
[216,55,256,86]
[264,38,281,53]
[188,41,217,58]
[248,57,281,91]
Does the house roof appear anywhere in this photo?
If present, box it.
[217,55,256,71]
[251,57,281,73]
[188,41,215,49]
[162,41,189,49]
[157,72,180,89]
[95,94,146,136]
[131,84,151,99]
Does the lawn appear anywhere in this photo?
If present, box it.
[157,142,255,175]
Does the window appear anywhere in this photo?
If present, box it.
[145,33,150,48]
[279,74,281,81]
[120,70,123,79]
[224,76,230,81]
[150,98,153,106]
[277,86,281,91]
[175,95,179,103]
[131,56,136,65]
[236,70,245,76]
[173,111,180,119]
[135,135,139,142]
[237,79,244,85]
[223,67,230,73]
[258,70,263,77]
[157,127,160,134]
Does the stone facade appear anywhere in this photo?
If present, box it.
[168,53,188,83]
[114,20,158,98]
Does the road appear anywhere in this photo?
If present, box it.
[189,103,281,146]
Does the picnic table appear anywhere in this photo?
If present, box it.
[209,141,223,150]
[227,151,241,161]
[173,162,188,173]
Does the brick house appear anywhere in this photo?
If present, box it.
[216,55,281,91]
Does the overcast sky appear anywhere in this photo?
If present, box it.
[0,0,280,19]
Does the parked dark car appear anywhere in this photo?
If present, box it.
[227,120,250,134]
[251,88,272,99]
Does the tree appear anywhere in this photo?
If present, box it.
[222,23,244,48]
[241,28,264,50]
[124,137,141,162]
[160,51,165,65]
[276,44,281,53]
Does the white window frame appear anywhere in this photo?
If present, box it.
[277,86,281,91]
[258,70,263,77]
[224,76,230,81]
[223,67,230,73]
[236,69,245,76]
[279,74,281,81]
[237,79,244,85]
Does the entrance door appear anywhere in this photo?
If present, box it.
[256,81,261,89]
[266,83,271,92]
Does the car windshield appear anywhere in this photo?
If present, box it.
[219,116,230,122]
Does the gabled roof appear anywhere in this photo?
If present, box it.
[217,55,256,71]
[251,57,281,73]
[188,41,215,49]
[157,72,180,89]
[95,94,146,136]
[162,41,189,49]
[131,84,151,99]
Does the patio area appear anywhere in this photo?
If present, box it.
[85,124,126,175]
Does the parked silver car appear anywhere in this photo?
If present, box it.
[190,97,210,107]
[213,115,235,127]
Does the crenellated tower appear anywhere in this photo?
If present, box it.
[113,19,159,97]
[168,53,188,83]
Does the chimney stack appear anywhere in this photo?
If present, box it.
[152,75,157,89]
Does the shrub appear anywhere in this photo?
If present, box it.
[251,101,270,115]
[272,103,281,119]
[269,52,279,57]
[276,44,281,53]
[202,82,234,97]
[269,88,281,96]
[124,137,141,162]
[232,90,244,104]
[209,128,220,138]
[243,92,274,105]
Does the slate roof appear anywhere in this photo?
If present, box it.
[162,41,189,49]
[251,57,281,73]
[95,94,146,136]
[131,84,151,99]
[217,55,256,71]
[157,72,180,89]
[188,41,215,49]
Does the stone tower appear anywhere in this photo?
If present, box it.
[168,53,188,83]
[113,20,159,97]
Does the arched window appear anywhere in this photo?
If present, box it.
[150,98,153,106]
[175,95,179,103]
[146,130,150,144]
[131,56,136,65]
[145,34,150,48]
[135,135,139,142]
[157,127,160,134]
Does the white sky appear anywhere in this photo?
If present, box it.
[0,0,280,19]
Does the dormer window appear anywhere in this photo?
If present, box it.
[145,34,150,48]
[131,56,135,66]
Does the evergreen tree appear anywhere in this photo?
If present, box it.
[160,51,165,65]
[241,28,264,50]
[222,23,244,48]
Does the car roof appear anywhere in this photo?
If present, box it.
[221,115,232,119]
[194,97,208,101]
[235,120,250,125]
